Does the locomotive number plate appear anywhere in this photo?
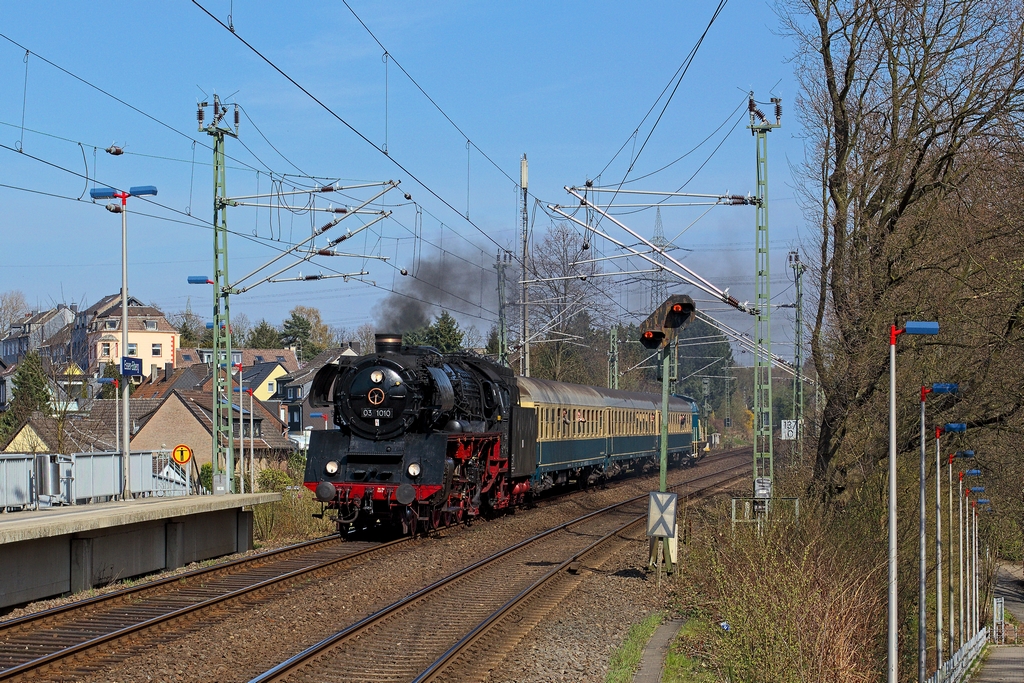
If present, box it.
[362,408,393,418]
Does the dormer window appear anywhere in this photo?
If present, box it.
[105,320,117,330]
[145,320,157,331]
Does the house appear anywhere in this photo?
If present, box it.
[72,294,180,377]
[129,390,294,469]
[1,305,77,365]
[271,347,348,441]
[0,358,9,412]
[131,363,209,400]
[1,410,117,454]
[175,347,299,374]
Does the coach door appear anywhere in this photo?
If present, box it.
[509,405,538,477]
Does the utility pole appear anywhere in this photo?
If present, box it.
[520,154,530,377]
[608,326,619,389]
[750,92,781,505]
[199,94,239,494]
[494,250,510,367]
[788,251,806,464]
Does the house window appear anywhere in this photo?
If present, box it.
[267,381,275,393]
[288,406,301,431]
[232,352,242,365]
[287,387,295,400]
[201,352,212,363]
[182,353,193,361]
[145,320,157,331]
[152,343,162,357]
[255,355,265,363]
[295,386,302,399]
[276,355,286,363]
[101,342,111,357]
[105,320,117,329]
[127,343,138,356]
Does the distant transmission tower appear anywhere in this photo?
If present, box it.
[649,208,670,310]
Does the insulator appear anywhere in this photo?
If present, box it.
[197,106,204,128]
[404,193,412,200]
[773,98,782,122]
[213,99,220,120]
[234,105,239,128]
[753,107,766,122]
[304,274,322,281]
[582,242,590,250]
[319,185,335,193]
[105,145,124,156]
[332,208,348,214]
[749,97,756,113]
[400,269,409,276]
[317,249,333,256]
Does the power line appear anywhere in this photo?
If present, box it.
[192,1,514,264]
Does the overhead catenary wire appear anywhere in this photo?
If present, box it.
[192,1,516,265]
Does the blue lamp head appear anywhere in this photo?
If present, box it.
[955,450,975,458]
[970,486,985,493]
[977,499,990,505]
[97,377,116,384]
[128,185,157,197]
[944,423,967,433]
[905,321,939,335]
[965,469,982,476]
[90,187,117,200]
[932,383,959,394]
[188,276,214,285]
[310,412,325,418]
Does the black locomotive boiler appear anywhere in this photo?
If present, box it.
[305,334,701,534]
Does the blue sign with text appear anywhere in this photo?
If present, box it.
[121,356,143,376]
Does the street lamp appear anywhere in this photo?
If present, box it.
[948,447,972,652]
[929,411,961,670]
[888,321,938,683]
[310,412,330,430]
[960,470,981,642]
[90,184,158,500]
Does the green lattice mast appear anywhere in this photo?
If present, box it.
[749,93,781,500]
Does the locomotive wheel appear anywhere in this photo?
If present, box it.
[430,506,443,531]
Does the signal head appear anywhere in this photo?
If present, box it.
[639,329,666,350]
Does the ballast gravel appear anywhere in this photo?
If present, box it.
[34,454,744,683]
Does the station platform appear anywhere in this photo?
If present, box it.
[0,493,280,609]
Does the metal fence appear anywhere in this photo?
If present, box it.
[926,627,988,683]
[0,453,35,510]
[1,450,190,510]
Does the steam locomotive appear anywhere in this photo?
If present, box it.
[304,334,702,534]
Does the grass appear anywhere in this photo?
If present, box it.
[661,621,717,683]
[606,611,665,683]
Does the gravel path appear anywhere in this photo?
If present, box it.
[41,454,745,683]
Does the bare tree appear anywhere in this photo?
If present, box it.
[0,290,29,333]
[782,0,1024,488]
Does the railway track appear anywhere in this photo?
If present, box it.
[0,535,394,681]
[0,447,750,682]
[248,459,749,683]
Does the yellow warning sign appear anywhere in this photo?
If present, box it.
[172,444,193,465]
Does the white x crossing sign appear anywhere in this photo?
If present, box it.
[646,491,678,538]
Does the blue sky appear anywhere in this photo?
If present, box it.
[0,1,808,362]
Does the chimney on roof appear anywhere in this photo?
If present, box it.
[165,362,174,381]
[150,364,159,382]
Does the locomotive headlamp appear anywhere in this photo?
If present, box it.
[325,460,340,475]
[370,370,385,384]
[407,462,421,478]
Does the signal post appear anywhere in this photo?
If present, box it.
[640,295,696,575]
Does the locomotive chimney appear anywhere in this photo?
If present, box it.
[375,333,403,355]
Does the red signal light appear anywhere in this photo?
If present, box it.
[643,331,654,339]
[671,303,683,312]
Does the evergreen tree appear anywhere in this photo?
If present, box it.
[99,361,120,399]
[246,319,282,349]
[426,311,464,353]
[280,310,315,361]
[0,351,50,440]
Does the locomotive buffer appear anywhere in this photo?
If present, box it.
[639,295,695,574]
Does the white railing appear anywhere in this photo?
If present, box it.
[926,628,987,683]
[0,453,35,510]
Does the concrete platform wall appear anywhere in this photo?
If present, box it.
[1,508,255,609]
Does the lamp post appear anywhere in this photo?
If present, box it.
[90,184,158,500]
[889,321,938,683]
[976,498,991,635]
[968,489,984,635]
[950,449,973,650]
[930,413,962,669]
[961,468,980,641]
[232,385,256,491]
[234,363,246,494]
